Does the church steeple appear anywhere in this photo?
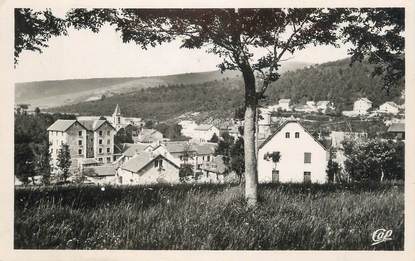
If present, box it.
[113,104,121,116]
[112,104,122,127]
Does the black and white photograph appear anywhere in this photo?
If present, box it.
[4,3,412,256]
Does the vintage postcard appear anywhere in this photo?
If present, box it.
[0,0,414,260]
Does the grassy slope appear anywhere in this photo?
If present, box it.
[15,183,403,250]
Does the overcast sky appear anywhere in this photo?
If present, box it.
[15,20,353,83]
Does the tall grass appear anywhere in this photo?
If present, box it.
[14,183,404,250]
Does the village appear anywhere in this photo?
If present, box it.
[10,7,408,252]
[27,94,404,187]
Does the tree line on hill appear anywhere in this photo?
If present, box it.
[49,58,404,121]
[263,58,404,111]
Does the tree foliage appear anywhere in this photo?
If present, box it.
[214,132,245,183]
[15,8,67,65]
[342,138,404,182]
[341,8,404,90]
[56,144,72,182]
[179,164,194,182]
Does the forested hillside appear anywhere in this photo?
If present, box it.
[264,59,404,111]
[49,79,245,120]
[49,58,404,120]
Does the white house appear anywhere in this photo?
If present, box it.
[192,124,220,143]
[258,120,328,183]
[116,152,180,185]
[379,101,399,115]
[278,99,292,111]
[353,98,372,114]
[178,120,198,137]
[316,101,335,113]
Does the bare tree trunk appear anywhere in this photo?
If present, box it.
[241,62,258,207]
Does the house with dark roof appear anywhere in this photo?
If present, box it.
[117,152,180,185]
[258,120,329,184]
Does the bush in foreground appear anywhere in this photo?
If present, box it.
[14,183,403,250]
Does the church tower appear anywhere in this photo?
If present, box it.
[112,104,122,129]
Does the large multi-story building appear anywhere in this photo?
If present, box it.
[47,118,116,172]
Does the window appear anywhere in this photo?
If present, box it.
[99,148,103,154]
[78,131,82,136]
[78,140,82,146]
[207,155,211,161]
[285,132,290,138]
[51,148,53,154]
[107,131,110,135]
[295,132,300,138]
[99,131,103,136]
[272,170,279,182]
[78,149,82,155]
[106,157,111,163]
[61,141,63,145]
[154,159,163,168]
[107,139,110,145]
[304,171,311,183]
[98,158,103,162]
[304,152,312,163]
[99,139,103,145]
[107,148,110,153]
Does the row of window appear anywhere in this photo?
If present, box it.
[97,157,112,163]
[77,147,112,155]
[78,130,112,137]
[285,132,300,139]
[51,131,63,136]
[272,170,312,183]
[179,155,211,161]
[77,139,112,145]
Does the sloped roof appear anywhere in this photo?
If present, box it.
[78,119,115,131]
[194,143,217,155]
[122,143,150,157]
[382,101,399,108]
[164,142,196,153]
[357,98,372,104]
[258,120,327,150]
[388,122,405,133]
[316,101,330,106]
[47,120,79,132]
[194,124,214,131]
[140,128,156,135]
[84,165,117,177]
[121,153,179,173]
[113,104,121,115]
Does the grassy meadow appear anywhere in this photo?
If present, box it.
[14,183,404,250]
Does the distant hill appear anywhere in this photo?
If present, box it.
[15,61,310,109]
[45,58,404,121]
[263,58,404,111]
